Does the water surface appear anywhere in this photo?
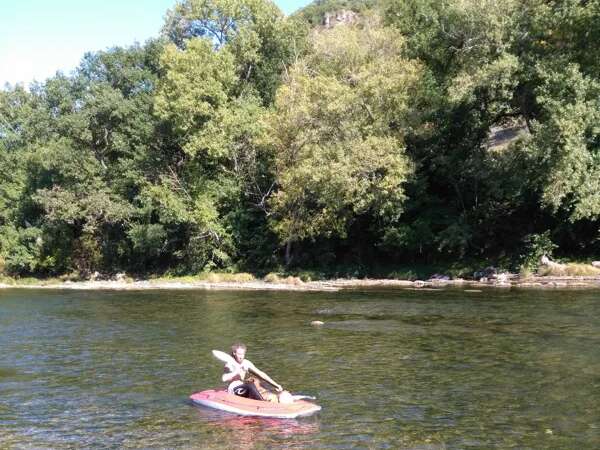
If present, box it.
[1,288,599,448]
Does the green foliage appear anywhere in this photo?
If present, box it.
[155,39,237,158]
[384,0,518,79]
[0,225,46,275]
[162,0,309,103]
[527,62,600,220]
[128,224,168,258]
[520,232,557,271]
[1,0,600,278]
[265,21,419,254]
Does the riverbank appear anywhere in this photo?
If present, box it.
[1,275,600,291]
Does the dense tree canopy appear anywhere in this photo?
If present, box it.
[1,0,599,278]
[263,21,421,263]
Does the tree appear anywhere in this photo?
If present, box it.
[162,0,309,103]
[264,20,422,264]
[384,0,518,80]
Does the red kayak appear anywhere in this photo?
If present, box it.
[190,389,321,419]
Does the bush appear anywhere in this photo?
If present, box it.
[538,263,600,277]
[519,266,533,279]
[520,232,557,271]
[198,272,255,283]
[292,270,326,282]
[263,273,303,284]
[0,274,15,285]
[128,224,168,259]
[389,270,418,281]
[59,271,84,282]
[264,272,281,283]
[0,226,46,275]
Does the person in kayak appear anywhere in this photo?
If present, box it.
[223,343,283,401]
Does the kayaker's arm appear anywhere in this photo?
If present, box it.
[248,363,283,392]
[222,365,242,383]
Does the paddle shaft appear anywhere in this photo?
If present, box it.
[211,349,316,400]
[212,349,282,390]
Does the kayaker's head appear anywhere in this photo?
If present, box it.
[231,342,247,363]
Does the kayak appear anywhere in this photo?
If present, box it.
[190,389,321,419]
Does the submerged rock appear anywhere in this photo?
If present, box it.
[325,319,403,333]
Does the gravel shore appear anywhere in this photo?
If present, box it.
[2,276,599,291]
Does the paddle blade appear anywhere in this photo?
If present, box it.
[292,395,316,401]
[212,349,237,366]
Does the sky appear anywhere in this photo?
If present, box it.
[0,0,312,88]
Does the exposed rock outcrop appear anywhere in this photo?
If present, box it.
[486,117,530,151]
[323,10,358,28]
[539,255,566,270]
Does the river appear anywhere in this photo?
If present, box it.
[1,287,599,448]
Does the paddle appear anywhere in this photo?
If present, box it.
[211,349,316,401]
[212,349,246,369]
[212,349,281,388]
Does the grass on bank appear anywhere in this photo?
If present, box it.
[0,263,505,286]
[166,259,600,283]
[263,273,304,284]
[272,260,498,282]
[149,272,256,284]
[537,263,600,277]
[0,275,66,286]
[2,259,600,286]
[1,271,257,286]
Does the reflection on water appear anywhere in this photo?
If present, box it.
[324,319,402,333]
[0,287,599,449]
[193,407,321,449]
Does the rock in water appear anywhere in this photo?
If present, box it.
[474,266,497,281]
